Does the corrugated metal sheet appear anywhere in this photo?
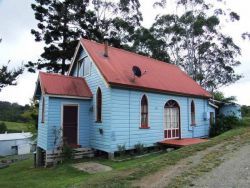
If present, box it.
[39,72,93,98]
[81,39,211,98]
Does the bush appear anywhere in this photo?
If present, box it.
[62,144,73,161]
[0,122,7,133]
[117,144,126,156]
[210,115,242,137]
[134,143,145,154]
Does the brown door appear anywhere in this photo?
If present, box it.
[63,105,78,146]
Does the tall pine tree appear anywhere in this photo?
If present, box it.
[27,0,142,74]
[27,0,93,74]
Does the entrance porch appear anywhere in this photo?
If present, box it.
[159,138,208,148]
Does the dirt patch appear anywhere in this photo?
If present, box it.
[72,162,112,174]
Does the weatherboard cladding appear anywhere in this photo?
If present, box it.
[37,95,49,150]
[80,39,211,98]
[46,98,91,150]
[69,49,112,152]
[109,88,214,152]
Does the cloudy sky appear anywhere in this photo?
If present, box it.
[0,0,249,106]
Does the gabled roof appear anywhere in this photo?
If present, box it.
[79,39,211,98]
[35,72,92,99]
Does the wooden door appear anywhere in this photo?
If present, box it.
[63,105,78,146]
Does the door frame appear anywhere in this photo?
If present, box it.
[163,99,181,140]
[61,103,80,145]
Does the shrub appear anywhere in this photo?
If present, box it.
[117,144,126,156]
[134,143,145,154]
[0,122,7,133]
[63,144,73,161]
[210,115,241,137]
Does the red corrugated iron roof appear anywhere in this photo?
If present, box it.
[39,72,92,98]
[80,39,211,98]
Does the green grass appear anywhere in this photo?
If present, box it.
[243,116,250,124]
[1,126,250,188]
[0,121,30,133]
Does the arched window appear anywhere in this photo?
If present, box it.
[141,95,149,128]
[191,100,196,125]
[96,87,102,122]
[164,100,180,139]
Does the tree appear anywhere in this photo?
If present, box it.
[21,100,39,130]
[213,91,236,103]
[128,27,170,62]
[27,0,142,74]
[0,39,23,92]
[0,101,30,122]
[0,63,23,92]
[21,100,39,134]
[241,105,250,117]
[151,0,244,91]
[26,0,92,75]
[0,122,7,133]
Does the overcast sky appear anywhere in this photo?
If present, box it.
[0,0,249,106]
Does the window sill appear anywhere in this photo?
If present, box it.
[139,127,150,129]
[95,121,102,123]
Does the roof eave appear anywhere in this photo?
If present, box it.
[109,82,211,99]
[46,94,92,100]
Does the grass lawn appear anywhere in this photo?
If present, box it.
[0,121,30,133]
[1,125,250,188]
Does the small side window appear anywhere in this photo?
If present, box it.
[191,100,196,125]
[96,87,102,123]
[141,95,149,128]
[41,97,45,123]
[83,58,91,76]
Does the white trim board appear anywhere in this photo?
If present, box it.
[47,94,91,100]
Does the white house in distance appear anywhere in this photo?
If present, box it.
[0,132,32,156]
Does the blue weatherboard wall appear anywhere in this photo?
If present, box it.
[109,88,215,152]
[37,95,49,150]
[46,97,91,151]
[70,47,112,153]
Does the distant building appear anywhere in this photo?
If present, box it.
[220,103,242,119]
[0,132,32,156]
[209,99,242,119]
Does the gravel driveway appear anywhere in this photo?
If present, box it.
[190,144,250,188]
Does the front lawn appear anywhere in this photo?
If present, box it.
[0,125,250,188]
